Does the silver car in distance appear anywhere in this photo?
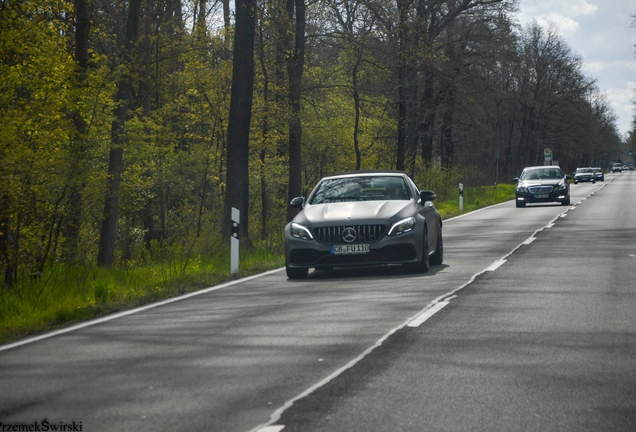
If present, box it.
[284,171,443,279]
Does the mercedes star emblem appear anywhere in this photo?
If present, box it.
[342,227,357,243]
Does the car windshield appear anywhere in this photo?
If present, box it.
[576,168,594,174]
[520,168,563,180]
[309,176,410,204]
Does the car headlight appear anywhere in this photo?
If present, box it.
[290,223,314,240]
[557,182,567,191]
[388,217,416,236]
[516,186,528,193]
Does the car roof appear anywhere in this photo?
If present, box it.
[523,166,562,171]
[321,170,408,180]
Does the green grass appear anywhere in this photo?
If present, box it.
[436,183,516,219]
[0,183,515,345]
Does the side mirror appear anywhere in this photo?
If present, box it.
[419,191,436,203]
[565,175,572,180]
[289,196,305,208]
[513,177,519,183]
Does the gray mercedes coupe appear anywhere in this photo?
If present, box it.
[284,171,443,279]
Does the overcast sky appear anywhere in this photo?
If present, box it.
[515,0,636,137]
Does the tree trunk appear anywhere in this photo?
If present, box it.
[223,0,256,245]
[395,0,408,171]
[419,68,435,163]
[285,0,306,222]
[97,0,143,267]
[352,48,362,171]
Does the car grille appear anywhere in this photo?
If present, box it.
[528,185,554,194]
[313,225,386,244]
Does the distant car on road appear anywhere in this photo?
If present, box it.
[513,166,571,208]
[284,171,443,279]
[612,163,622,173]
[592,167,604,181]
[573,167,596,184]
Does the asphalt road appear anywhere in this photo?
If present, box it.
[1,172,634,432]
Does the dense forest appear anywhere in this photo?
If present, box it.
[0,0,632,286]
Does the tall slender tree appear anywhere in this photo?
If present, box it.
[223,0,256,244]
[285,0,306,221]
[97,0,143,267]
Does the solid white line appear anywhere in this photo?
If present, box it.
[485,259,507,272]
[0,268,285,353]
[258,426,285,432]
[408,301,450,327]
[522,237,536,245]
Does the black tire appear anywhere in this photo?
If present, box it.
[561,195,571,206]
[408,227,430,273]
[430,226,444,266]
[286,265,308,279]
[516,200,526,208]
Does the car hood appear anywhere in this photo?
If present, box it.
[294,200,413,226]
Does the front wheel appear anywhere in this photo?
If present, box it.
[408,227,430,273]
[430,226,444,266]
[561,196,571,206]
[516,200,526,208]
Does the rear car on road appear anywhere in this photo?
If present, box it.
[284,171,443,279]
[573,167,596,184]
[592,167,604,181]
[514,166,571,208]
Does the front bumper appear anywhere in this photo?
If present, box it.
[516,190,569,204]
[284,224,424,269]
[574,175,594,183]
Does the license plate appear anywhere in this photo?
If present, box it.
[331,244,370,255]
[534,194,549,199]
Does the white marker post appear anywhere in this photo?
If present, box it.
[459,183,464,212]
[231,207,240,274]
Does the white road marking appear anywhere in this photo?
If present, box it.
[408,301,450,327]
[258,426,285,432]
[485,259,507,271]
[522,237,536,245]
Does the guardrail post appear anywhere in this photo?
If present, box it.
[459,183,464,212]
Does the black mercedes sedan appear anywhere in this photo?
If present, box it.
[513,166,571,208]
[573,167,596,184]
[284,171,443,279]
